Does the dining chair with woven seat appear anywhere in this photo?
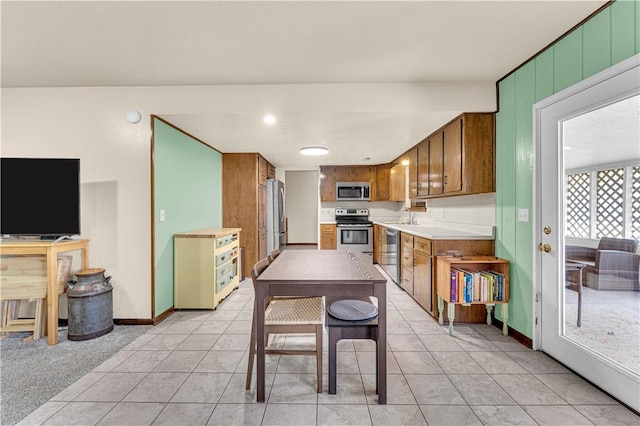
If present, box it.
[246,258,324,393]
[267,248,281,263]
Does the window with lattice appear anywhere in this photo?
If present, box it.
[566,165,638,240]
[566,173,590,238]
[633,166,640,240]
[596,168,625,238]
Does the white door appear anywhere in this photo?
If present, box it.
[535,54,640,411]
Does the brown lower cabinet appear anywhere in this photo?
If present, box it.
[395,228,493,322]
[319,224,337,250]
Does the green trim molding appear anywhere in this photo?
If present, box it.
[495,0,640,338]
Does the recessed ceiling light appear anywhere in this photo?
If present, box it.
[362,157,371,161]
[263,114,277,125]
[300,145,329,156]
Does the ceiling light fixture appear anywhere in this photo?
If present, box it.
[300,145,329,156]
[263,114,277,125]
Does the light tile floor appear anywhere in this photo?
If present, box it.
[18,275,640,425]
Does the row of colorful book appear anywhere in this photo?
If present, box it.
[449,268,505,303]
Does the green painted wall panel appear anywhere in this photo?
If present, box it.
[535,49,554,102]
[509,62,536,337]
[153,119,222,315]
[554,28,583,92]
[496,1,640,339]
[611,0,636,64]
[583,8,611,78]
[496,75,516,262]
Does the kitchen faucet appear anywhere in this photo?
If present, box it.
[404,209,417,225]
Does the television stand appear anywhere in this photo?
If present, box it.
[0,239,90,345]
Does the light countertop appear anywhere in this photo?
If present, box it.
[174,228,242,238]
[373,221,494,240]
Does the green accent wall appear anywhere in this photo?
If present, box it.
[153,118,222,315]
[495,0,640,338]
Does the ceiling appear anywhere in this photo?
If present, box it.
[564,94,640,171]
[1,1,611,169]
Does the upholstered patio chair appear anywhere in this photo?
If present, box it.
[566,237,640,291]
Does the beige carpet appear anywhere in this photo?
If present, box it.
[564,303,640,374]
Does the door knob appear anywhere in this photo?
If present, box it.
[538,243,552,253]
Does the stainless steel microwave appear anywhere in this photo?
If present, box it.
[336,182,371,201]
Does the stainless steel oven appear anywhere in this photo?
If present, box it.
[335,208,373,261]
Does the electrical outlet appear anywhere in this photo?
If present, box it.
[518,208,529,222]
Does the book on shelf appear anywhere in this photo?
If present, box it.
[450,270,457,302]
[448,268,505,302]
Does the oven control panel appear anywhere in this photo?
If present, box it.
[335,208,369,216]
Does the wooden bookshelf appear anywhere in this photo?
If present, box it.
[435,255,510,335]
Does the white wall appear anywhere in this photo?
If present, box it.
[2,87,152,319]
[285,171,318,244]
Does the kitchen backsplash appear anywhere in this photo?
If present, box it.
[319,193,495,227]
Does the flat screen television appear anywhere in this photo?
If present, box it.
[1,158,81,238]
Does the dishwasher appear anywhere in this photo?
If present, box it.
[382,229,400,286]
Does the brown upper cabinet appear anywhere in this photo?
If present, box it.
[443,119,463,193]
[319,166,336,202]
[319,112,493,203]
[442,113,494,196]
[267,163,276,179]
[374,164,390,201]
[321,164,405,202]
[404,148,418,199]
[334,165,373,182]
[417,140,429,197]
[428,132,444,196]
[393,112,494,200]
[389,163,406,202]
[258,155,268,186]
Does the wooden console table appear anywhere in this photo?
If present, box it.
[0,239,89,345]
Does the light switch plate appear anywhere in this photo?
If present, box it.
[160,209,166,222]
[518,208,529,222]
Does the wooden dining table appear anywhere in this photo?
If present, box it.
[255,249,388,404]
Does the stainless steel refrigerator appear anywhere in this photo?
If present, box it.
[266,179,286,252]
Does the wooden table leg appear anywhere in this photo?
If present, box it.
[46,248,58,346]
[374,282,386,404]
[81,246,89,270]
[255,285,267,402]
[328,327,340,394]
